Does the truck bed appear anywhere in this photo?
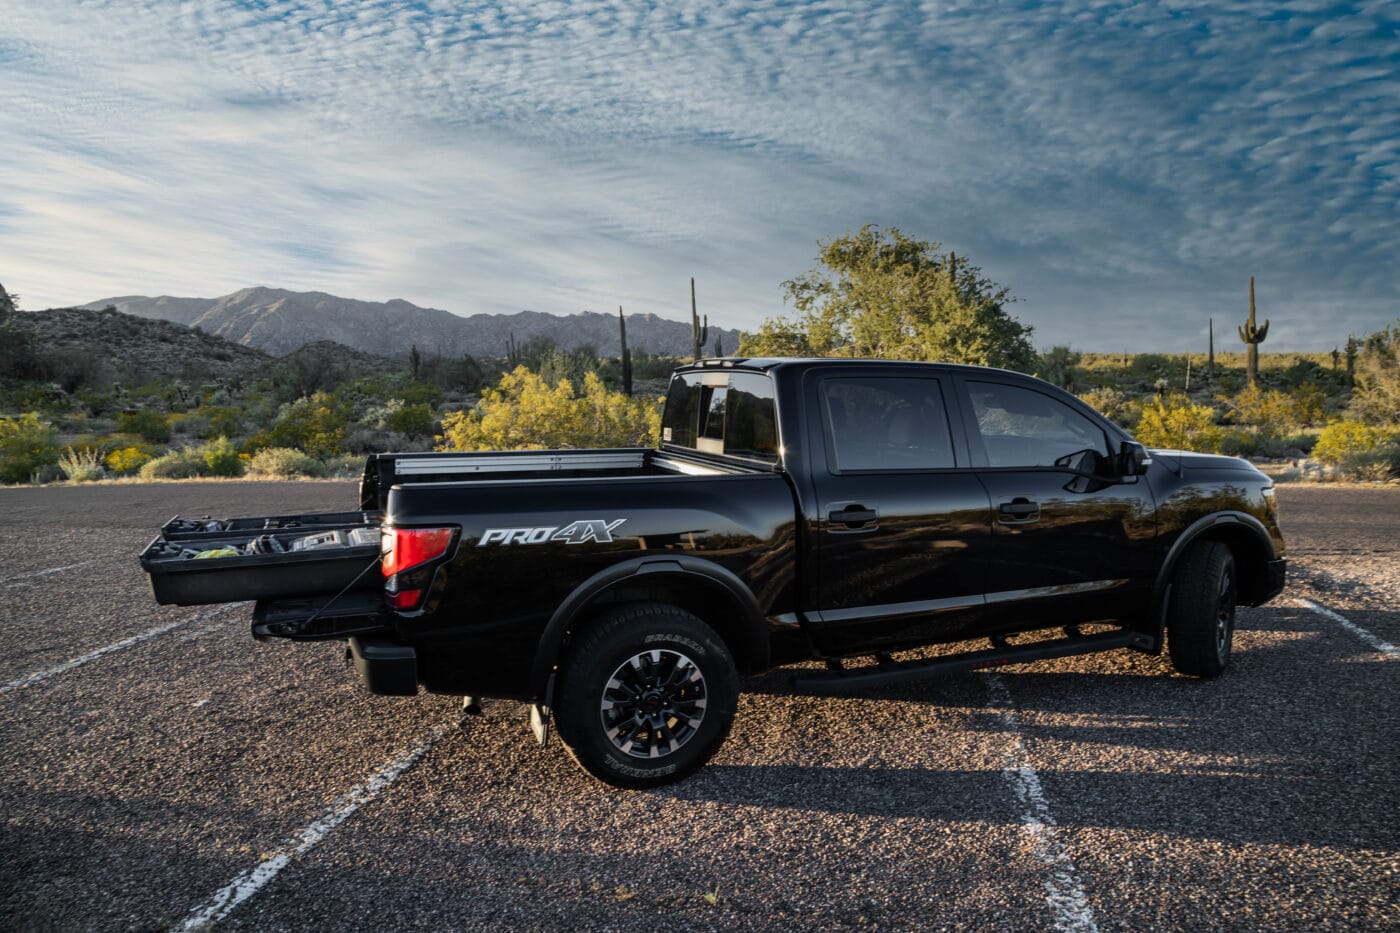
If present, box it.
[358,447,761,509]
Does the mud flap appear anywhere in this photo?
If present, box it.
[529,673,555,746]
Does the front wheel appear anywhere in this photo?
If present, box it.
[1167,540,1237,678]
[555,603,738,788]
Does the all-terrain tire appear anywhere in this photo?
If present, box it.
[554,602,738,788]
[1167,540,1237,678]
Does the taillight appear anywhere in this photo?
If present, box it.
[381,526,456,612]
[381,527,455,577]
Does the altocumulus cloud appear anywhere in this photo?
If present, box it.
[1,0,1395,350]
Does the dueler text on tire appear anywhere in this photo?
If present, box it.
[1167,540,1237,678]
[554,602,739,788]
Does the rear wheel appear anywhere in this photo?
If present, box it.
[555,603,738,788]
[1167,540,1237,678]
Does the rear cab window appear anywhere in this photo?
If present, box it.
[661,370,780,464]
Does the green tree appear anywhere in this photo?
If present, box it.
[437,367,660,451]
[739,226,1035,370]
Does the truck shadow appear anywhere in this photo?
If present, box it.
[702,603,1398,850]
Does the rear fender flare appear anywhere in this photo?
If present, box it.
[527,556,768,700]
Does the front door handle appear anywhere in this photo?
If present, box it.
[998,497,1040,523]
[829,505,878,528]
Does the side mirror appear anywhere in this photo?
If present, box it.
[1120,441,1152,476]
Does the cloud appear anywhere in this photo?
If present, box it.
[0,0,1395,351]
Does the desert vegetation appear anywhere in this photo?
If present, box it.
[1,254,1396,485]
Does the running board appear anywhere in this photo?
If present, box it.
[792,629,1153,695]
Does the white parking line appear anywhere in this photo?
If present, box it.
[986,674,1099,933]
[0,604,246,696]
[177,722,452,931]
[4,560,97,586]
[1296,598,1399,658]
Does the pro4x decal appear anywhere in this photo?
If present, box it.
[477,519,627,547]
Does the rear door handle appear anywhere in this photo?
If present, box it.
[829,504,878,529]
[998,497,1040,523]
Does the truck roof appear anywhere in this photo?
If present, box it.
[676,356,1029,379]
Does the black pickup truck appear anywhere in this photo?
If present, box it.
[141,358,1286,787]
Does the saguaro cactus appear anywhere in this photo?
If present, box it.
[1237,276,1270,388]
[1207,318,1215,385]
[618,305,633,397]
[690,277,708,363]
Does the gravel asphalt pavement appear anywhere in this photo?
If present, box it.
[1,481,1396,931]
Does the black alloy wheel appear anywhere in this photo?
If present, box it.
[555,602,738,788]
[600,647,709,760]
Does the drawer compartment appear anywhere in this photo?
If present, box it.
[161,511,381,541]
[141,524,381,606]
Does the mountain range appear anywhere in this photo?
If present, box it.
[83,287,744,361]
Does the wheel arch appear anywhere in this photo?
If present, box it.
[1154,512,1279,638]
[528,556,770,700]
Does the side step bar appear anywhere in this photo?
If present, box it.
[792,629,1154,695]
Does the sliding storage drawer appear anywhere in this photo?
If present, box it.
[140,525,381,606]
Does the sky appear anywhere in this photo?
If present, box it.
[1,0,1396,352]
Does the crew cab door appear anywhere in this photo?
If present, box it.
[803,370,995,655]
[953,377,1157,628]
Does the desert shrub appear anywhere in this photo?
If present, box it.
[321,453,366,478]
[1078,386,1135,428]
[1134,393,1222,453]
[437,367,661,452]
[116,407,172,444]
[1036,346,1085,391]
[1220,386,1298,437]
[247,447,322,479]
[1217,429,1258,458]
[1128,353,1173,380]
[196,405,242,439]
[1289,382,1328,427]
[0,413,60,484]
[1313,420,1397,464]
[106,446,154,476]
[57,446,106,482]
[1254,432,1317,459]
[1335,446,1400,481]
[260,392,349,459]
[138,448,207,480]
[200,436,244,477]
[1347,323,1400,425]
[387,401,437,439]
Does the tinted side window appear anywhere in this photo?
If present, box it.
[967,381,1109,468]
[822,377,955,471]
[661,374,701,448]
[725,372,779,461]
